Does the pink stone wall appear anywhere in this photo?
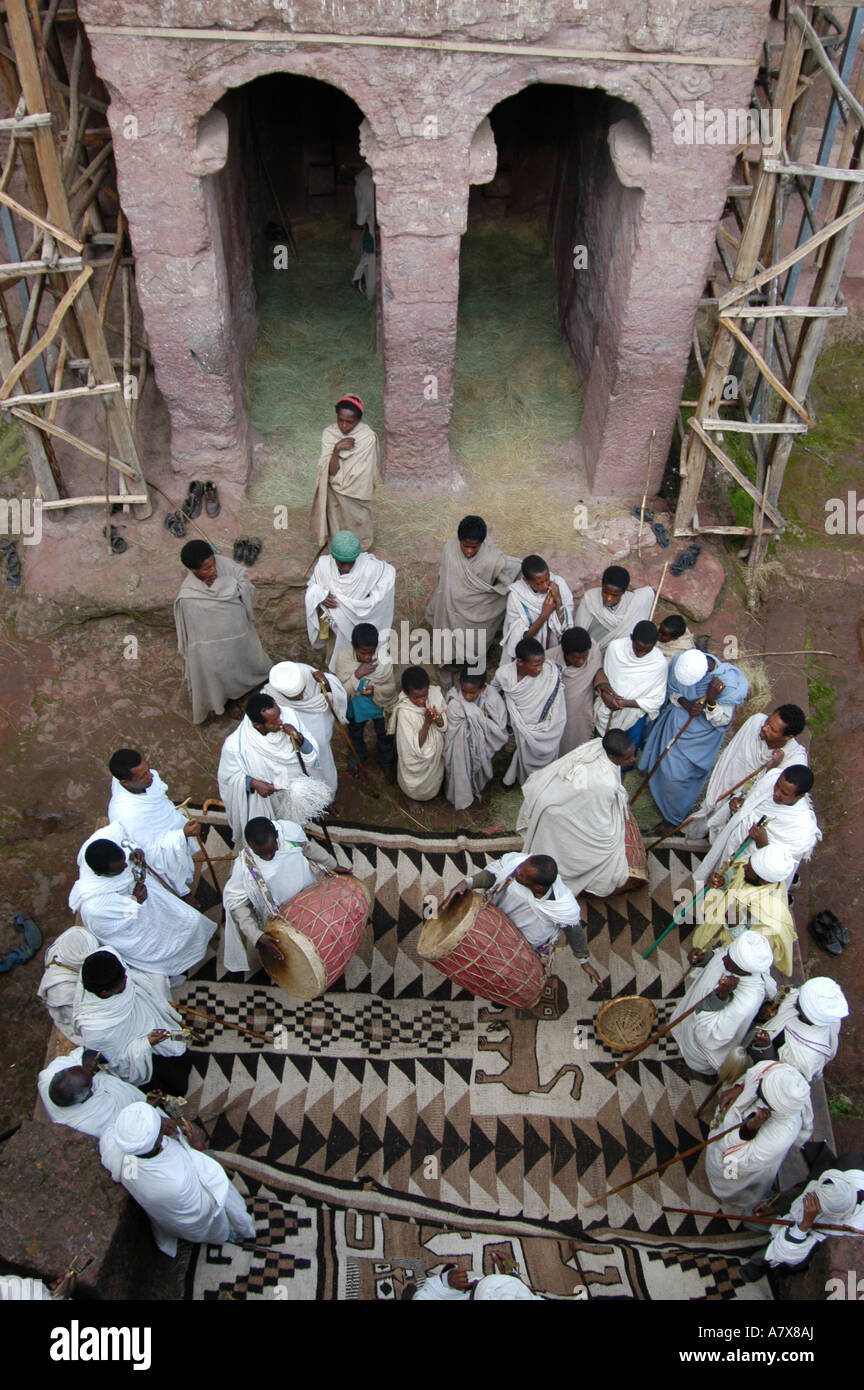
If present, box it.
[78,0,772,497]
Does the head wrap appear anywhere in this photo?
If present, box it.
[473,1274,541,1301]
[113,1101,162,1155]
[330,530,362,562]
[336,394,364,416]
[798,978,849,1027]
[749,844,795,883]
[43,927,100,971]
[813,1171,858,1220]
[268,662,306,699]
[674,649,708,686]
[180,539,214,570]
[728,930,773,975]
[761,1062,810,1117]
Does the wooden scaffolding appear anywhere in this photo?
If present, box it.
[0,0,150,528]
[673,2,864,604]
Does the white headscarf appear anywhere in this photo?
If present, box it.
[814,1171,858,1220]
[674,649,708,685]
[113,1101,162,1155]
[268,662,306,699]
[37,927,100,1006]
[68,823,137,912]
[728,929,773,974]
[761,1062,810,1117]
[798,978,849,1027]
[749,844,795,883]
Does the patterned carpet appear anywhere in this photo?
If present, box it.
[179,822,772,1301]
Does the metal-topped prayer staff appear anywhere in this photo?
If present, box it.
[584,1124,741,1208]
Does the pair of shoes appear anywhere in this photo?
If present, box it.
[182,480,205,519]
[204,481,220,517]
[808,909,850,956]
[102,524,128,554]
[233,537,262,565]
[1,538,21,588]
[164,510,187,538]
[670,541,702,576]
[651,520,670,548]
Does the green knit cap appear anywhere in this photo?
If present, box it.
[330,530,362,562]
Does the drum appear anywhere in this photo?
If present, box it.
[265,874,371,999]
[620,806,648,892]
[417,892,545,1008]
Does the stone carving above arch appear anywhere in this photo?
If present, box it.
[190,108,229,177]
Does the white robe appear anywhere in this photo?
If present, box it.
[222,819,322,973]
[37,926,101,1045]
[592,637,668,736]
[492,660,566,787]
[761,988,841,1083]
[764,1172,864,1267]
[99,1124,254,1258]
[672,948,776,1075]
[262,666,348,797]
[68,823,216,978]
[305,552,395,658]
[689,714,809,841]
[693,768,821,888]
[501,573,574,664]
[573,585,655,653]
[705,1060,814,1212]
[38,1048,143,1137]
[108,768,195,895]
[217,709,325,841]
[388,687,448,800]
[516,741,631,898]
[481,853,580,951]
[72,954,185,1086]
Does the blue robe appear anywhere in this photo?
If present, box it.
[637,660,749,823]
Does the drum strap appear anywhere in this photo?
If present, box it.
[242,848,281,918]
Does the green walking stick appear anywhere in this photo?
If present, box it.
[642,815,769,959]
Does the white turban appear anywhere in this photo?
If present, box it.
[674,649,708,686]
[473,1274,541,1301]
[814,1171,858,1220]
[799,978,849,1027]
[761,1062,810,1117]
[268,662,306,699]
[112,1101,162,1155]
[728,930,773,975]
[749,844,795,883]
[44,926,100,969]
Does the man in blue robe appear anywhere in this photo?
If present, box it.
[638,648,749,832]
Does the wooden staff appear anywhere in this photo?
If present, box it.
[202,798,225,816]
[648,561,668,623]
[629,705,702,806]
[584,1124,740,1208]
[605,984,720,1080]
[662,1205,863,1236]
[642,815,768,959]
[176,1003,273,1045]
[313,672,380,799]
[301,542,326,581]
[176,797,222,902]
[647,766,762,850]
[637,429,655,559]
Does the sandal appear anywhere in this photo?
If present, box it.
[651,521,670,548]
[103,524,128,554]
[243,537,262,566]
[2,539,21,588]
[670,541,702,577]
[164,511,187,538]
[233,537,248,563]
[181,480,205,520]
[204,481,221,518]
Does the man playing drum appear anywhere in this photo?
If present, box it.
[441,853,603,988]
[222,817,344,974]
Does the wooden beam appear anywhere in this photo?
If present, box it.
[720,315,815,425]
[2,380,119,407]
[701,418,809,434]
[0,308,61,498]
[688,418,785,528]
[789,6,864,131]
[8,404,137,478]
[0,263,91,399]
[718,199,864,309]
[0,188,82,251]
[0,112,52,130]
[40,492,148,511]
[762,157,864,182]
[0,255,82,276]
[720,304,846,317]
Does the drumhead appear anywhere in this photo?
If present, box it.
[418,891,480,961]
[263,917,327,999]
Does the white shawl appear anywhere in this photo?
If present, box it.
[672,950,774,1075]
[492,660,566,787]
[694,768,821,887]
[222,819,318,973]
[217,708,327,841]
[705,1061,814,1212]
[516,741,630,897]
[691,713,809,841]
[37,926,101,1045]
[501,573,574,664]
[305,552,395,656]
[108,768,194,894]
[38,1048,143,1137]
[593,636,668,735]
[482,852,580,950]
[573,585,655,653]
[262,666,348,796]
[72,950,184,1086]
[762,988,841,1083]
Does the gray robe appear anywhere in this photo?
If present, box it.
[424,538,521,666]
[547,642,603,753]
[174,556,272,724]
[443,685,509,811]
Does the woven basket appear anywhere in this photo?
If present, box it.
[595,995,657,1051]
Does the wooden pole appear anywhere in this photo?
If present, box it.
[175,1004,272,1045]
[663,1205,863,1236]
[637,429,654,559]
[648,562,668,623]
[584,1124,740,1208]
[629,706,701,806]
[313,673,380,800]
[646,765,762,850]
